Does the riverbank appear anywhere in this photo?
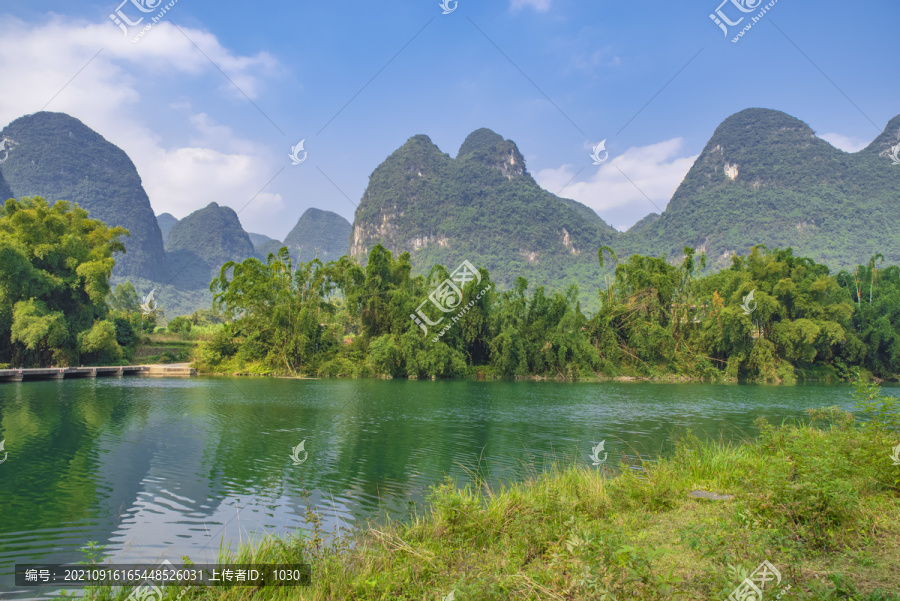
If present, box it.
[194,363,866,385]
[79,382,899,600]
[190,334,874,384]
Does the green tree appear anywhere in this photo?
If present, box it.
[108,281,140,313]
[836,262,900,376]
[78,320,122,364]
[211,247,337,374]
[0,197,127,366]
[167,316,192,336]
[697,247,854,381]
[490,278,597,377]
[112,316,136,348]
[10,300,68,364]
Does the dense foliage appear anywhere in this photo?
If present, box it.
[201,241,900,382]
[5,194,900,383]
[0,197,128,366]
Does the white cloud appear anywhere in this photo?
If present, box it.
[510,0,553,12]
[818,132,869,153]
[533,138,698,231]
[571,48,622,71]
[0,15,282,232]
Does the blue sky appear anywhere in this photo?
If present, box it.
[0,0,896,238]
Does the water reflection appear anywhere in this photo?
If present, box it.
[0,377,859,599]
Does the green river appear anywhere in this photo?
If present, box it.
[0,377,863,598]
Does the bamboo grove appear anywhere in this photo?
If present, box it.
[203,244,900,382]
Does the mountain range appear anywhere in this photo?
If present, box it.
[350,113,900,307]
[0,112,353,315]
[2,108,899,315]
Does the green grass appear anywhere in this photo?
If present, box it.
[76,384,900,600]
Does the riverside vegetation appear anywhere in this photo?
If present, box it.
[74,379,900,600]
[5,196,900,383]
[197,243,900,383]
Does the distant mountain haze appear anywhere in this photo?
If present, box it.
[249,231,284,261]
[283,208,352,263]
[164,202,256,290]
[156,212,179,241]
[248,232,275,247]
[254,239,285,260]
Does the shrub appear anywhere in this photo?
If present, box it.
[318,358,355,378]
[207,324,237,358]
[78,320,122,365]
[167,316,192,336]
[112,317,136,348]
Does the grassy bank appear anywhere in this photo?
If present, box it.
[130,333,203,365]
[79,383,899,600]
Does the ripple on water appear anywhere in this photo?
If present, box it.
[0,378,858,599]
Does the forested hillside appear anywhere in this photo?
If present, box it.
[624,109,900,268]
[156,213,178,241]
[0,112,168,280]
[349,128,618,304]
[0,169,11,202]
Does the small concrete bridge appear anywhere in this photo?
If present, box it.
[0,363,196,383]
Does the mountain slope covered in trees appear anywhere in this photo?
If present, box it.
[156,213,178,241]
[623,108,900,268]
[0,169,11,202]
[0,112,168,280]
[350,128,618,300]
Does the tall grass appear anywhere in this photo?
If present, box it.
[78,382,899,600]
